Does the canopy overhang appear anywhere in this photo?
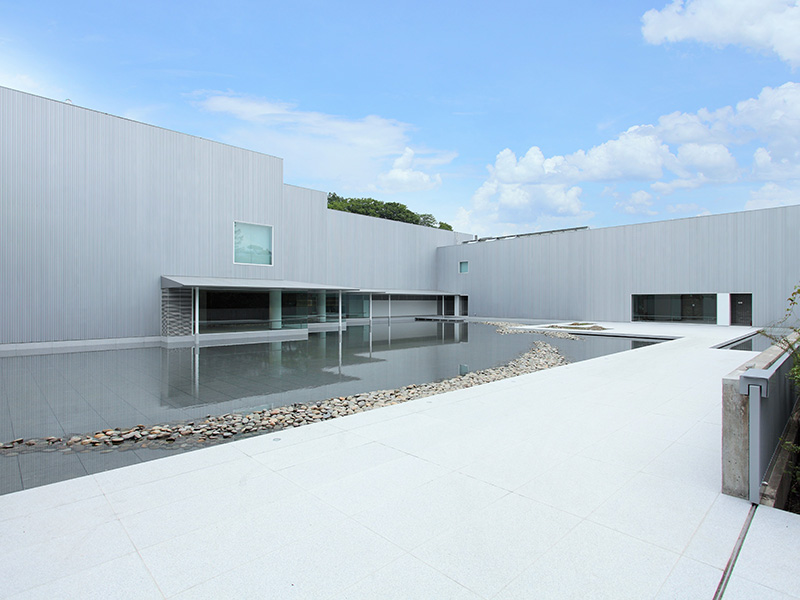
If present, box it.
[160,276,359,292]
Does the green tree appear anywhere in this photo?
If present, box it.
[763,283,800,512]
[379,201,421,225]
[418,213,437,227]
[765,283,800,388]
[326,193,383,218]
[327,192,451,230]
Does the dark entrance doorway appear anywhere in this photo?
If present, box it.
[730,294,752,326]
[443,296,455,316]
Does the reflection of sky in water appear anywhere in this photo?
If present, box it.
[723,331,787,353]
[0,323,661,444]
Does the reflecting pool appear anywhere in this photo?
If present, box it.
[0,322,661,493]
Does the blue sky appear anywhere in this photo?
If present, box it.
[1,0,798,235]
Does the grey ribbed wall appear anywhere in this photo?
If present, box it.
[1,86,470,344]
[281,185,470,290]
[5,84,797,344]
[437,206,800,326]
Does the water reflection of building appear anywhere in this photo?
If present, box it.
[160,322,469,408]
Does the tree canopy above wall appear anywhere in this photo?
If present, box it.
[327,193,452,231]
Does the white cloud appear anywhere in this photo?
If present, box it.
[462,81,800,229]
[745,182,800,209]
[487,127,672,186]
[451,204,594,238]
[375,147,443,193]
[675,142,738,179]
[642,0,800,67]
[521,184,584,215]
[651,177,707,195]
[655,109,732,145]
[196,91,451,193]
[751,146,800,179]
[471,165,586,217]
[570,127,672,181]
[615,190,657,215]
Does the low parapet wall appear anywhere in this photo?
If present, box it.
[722,332,798,500]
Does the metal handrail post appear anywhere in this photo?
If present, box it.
[739,368,772,504]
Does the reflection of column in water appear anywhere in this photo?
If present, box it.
[269,341,282,369]
[160,348,171,401]
[192,345,200,398]
[454,322,461,342]
[193,287,200,343]
[388,319,392,346]
[338,291,342,332]
[337,328,342,375]
[310,332,326,377]
[312,331,327,355]
[369,324,373,358]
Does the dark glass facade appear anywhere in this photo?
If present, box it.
[632,294,717,324]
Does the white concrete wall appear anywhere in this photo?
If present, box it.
[717,293,731,326]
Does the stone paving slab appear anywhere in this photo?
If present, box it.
[725,505,800,599]
[1,322,795,599]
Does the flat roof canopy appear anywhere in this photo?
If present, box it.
[161,276,358,292]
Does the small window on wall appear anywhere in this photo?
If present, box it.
[459,261,469,274]
[234,221,273,266]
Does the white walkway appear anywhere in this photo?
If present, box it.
[1,322,799,599]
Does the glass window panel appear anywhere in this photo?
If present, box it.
[234,221,273,266]
[632,294,717,323]
[459,261,469,274]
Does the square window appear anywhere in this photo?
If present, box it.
[459,261,469,274]
[234,221,273,266]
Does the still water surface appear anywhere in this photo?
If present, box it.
[0,322,660,493]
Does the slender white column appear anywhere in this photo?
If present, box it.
[317,292,326,323]
[270,290,282,329]
[337,291,343,374]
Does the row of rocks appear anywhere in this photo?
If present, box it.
[1,324,570,455]
[481,321,582,340]
[545,323,608,331]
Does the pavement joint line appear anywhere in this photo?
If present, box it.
[713,502,758,599]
